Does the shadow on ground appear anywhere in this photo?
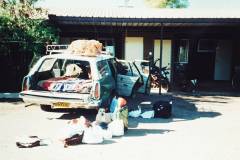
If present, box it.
[44,91,224,125]
[125,128,174,137]
[126,92,223,128]
[52,109,97,121]
[0,98,23,103]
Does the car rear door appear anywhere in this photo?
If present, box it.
[116,60,143,96]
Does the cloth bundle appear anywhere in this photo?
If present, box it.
[67,40,103,56]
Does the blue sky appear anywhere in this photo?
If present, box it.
[36,0,240,10]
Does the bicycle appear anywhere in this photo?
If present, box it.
[174,63,198,92]
[149,58,170,92]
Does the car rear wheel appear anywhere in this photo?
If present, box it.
[40,105,54,112]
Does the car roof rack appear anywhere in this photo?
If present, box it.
[46,44,113,57]
[46,45,69,55]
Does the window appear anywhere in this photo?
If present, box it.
[108,59,117,77]
[52,59,65,77]
[98,38,115,56]
[129,62,140,76]
[198,39,217,52]
[116,61,131,76]
[38,58,56,72]
[64,60,91,79]
[97,60,111,78]
[178,39,189,63]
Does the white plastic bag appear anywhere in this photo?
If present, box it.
[91,124,112,140]
[82,126,103,144]
[108,119,124,136]
[129,109,141,118]
[58,123,84,140]
[101,129,112,140]
[141,110,154,119]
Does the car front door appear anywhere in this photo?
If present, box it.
[115,60,143,97]
[134,60,151,94]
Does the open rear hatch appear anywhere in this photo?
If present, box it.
[20,57,100,109]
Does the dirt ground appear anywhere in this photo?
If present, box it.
[0,92,240,160]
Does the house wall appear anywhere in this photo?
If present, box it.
[154,40,172,80]
[125,37,144,60]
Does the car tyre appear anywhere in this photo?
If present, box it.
[40,105,54,112]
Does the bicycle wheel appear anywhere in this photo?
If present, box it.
[232,73,240,90]
[160,77,170,93]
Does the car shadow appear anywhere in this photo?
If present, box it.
[52,91,223,128]
[54,109,97,121]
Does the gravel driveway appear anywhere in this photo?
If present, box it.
[0,92,240,160]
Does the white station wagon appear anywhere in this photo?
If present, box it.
[20,51,150,110]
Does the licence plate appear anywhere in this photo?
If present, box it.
[53,102,70,108]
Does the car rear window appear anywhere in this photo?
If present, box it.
[38,58,91,79]
[38,58,56,72]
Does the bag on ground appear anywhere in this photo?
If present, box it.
[82,126,104,144]
[64,133,84,147]
[118,107,128,130]
[141,110,154,119]
[108,119,124,136]
[16,136,49,148]
[152,100,172,118]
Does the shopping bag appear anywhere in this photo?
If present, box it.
[108,119,124,136]
[118,107,128,130]
[64,133,84,147]
[82,126,104,144]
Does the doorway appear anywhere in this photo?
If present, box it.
[214,40,233,80]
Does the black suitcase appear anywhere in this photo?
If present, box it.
[152,100,172,118]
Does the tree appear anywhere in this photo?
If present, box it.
[0,0,59,68]
[144,0,189,8]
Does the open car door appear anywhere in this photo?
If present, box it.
[134,60,151,94]
[116,60,144,97]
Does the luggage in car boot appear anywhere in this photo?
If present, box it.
[152,100,172,118]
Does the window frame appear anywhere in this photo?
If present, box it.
[97,60,111,78]
[178,39,189,64]
[197,39,217,53]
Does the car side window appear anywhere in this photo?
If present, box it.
[97,60,111,78]
[129,62,139,76]
[116,61,132,76]
[38,58,56,72]
[51,59,65,77]
[108,59,117,77]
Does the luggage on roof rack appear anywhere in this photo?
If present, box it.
[45,40,109,56]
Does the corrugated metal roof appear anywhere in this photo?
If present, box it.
[48,7,240,19]
[48,8,240,27]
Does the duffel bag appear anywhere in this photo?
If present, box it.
[152,100,172,118]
